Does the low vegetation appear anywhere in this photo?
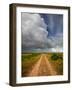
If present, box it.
[47,53,63,75]
[51,53,63,60]
[22,53,63,77]
[22,53,40,77]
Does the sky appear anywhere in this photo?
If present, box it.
[21,13,63,52]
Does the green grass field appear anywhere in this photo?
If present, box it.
[22,53,41,77]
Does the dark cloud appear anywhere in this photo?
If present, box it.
[21,13,63,52]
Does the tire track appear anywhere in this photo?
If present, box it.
[28,54,57,76]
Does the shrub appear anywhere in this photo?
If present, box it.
[51,53,59,60]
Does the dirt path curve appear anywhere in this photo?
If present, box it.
[28,54,57,76]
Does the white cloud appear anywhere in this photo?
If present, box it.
[21,13,54,49]
[21,13,63,52]
[50,33,63,49]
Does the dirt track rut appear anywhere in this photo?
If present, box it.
[28,54,57,76]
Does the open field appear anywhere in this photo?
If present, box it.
[46,53,63,75]
[22,53,63,77]
[22,53,41,77]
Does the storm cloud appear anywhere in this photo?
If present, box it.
[21,13,63,52]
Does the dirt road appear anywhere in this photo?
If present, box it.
[28,54,57,76]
